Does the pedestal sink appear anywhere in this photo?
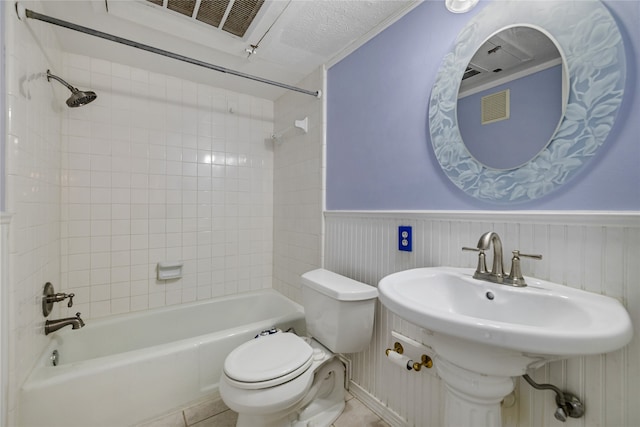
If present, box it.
[378,267,633,427]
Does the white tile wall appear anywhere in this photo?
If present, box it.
[324,211,640,427]
[1,213,12,427]
[272,68,325,302]
[4,1,64,424]
[59,53,275,320]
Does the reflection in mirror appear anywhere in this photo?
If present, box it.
[428,0,626,203]
[457,27,565,170]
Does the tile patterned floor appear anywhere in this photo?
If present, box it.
[331,394,390,427]
[136,391,390,427]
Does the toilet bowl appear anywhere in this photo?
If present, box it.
[219,269,378,427]
[220,333,345,427]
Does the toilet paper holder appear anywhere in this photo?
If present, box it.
[385,342,433,372]
[385,342,404,356]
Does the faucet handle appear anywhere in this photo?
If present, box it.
[46,292,74,304]
[517,251,543,260]
[506,250,542,286]
[462,247,488,274]
[67,293,74,308]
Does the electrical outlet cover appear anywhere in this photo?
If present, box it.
[399,226,412,252]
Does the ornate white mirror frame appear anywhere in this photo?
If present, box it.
[429,0,625,203]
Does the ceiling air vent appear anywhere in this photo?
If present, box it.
[196,0,229,27]
[146,0,265,38]
[463,66,482,80]
[481,89,510,125]
[223,0,265,37]
[167,0,197,17]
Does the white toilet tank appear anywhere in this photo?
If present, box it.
[301,269,378,353]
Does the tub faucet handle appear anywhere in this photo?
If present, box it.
[46,291,74,305]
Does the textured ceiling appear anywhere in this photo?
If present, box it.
[276,1,407,56]
[37,0,419,100]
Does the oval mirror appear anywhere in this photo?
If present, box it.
[457,26,567,170]
[429,0,626,203]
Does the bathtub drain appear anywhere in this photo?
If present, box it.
[51,350,59,366]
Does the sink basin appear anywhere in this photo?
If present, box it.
[378,267,633,376]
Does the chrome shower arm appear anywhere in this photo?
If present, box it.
[46,70,76,92]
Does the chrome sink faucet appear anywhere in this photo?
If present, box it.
[44,312,85,335]
[463,231,505,283]
[463,232,542,287]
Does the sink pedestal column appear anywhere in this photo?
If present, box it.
[436,358,515,427]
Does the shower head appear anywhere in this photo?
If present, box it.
[65,89,97,108]
[46,70,97,107]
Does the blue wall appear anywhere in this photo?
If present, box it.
[458,65,562,170]
[326,0,640,210]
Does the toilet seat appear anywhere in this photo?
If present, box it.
[223,333,313,390]
[219,338,337,417]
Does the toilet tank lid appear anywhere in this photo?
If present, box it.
[301,269,378,301]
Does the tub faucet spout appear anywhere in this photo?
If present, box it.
[44,312,85,335]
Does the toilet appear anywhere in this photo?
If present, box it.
[219,268,378,427]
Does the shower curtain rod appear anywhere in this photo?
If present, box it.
[16,4,322,98]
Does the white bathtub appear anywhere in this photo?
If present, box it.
[19,290,305,427]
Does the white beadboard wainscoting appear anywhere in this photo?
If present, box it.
[324,211,640,427]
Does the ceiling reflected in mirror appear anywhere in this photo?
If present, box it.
[459,26,562,98]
